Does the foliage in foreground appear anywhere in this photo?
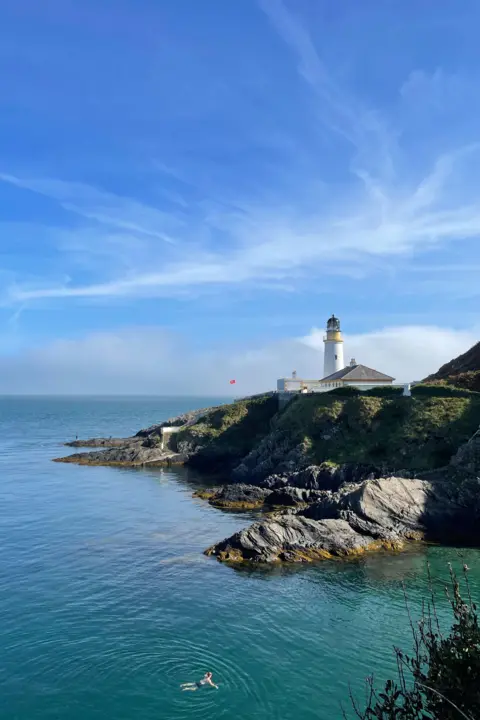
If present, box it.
[346,565,480,720]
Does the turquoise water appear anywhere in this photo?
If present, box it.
[1,396,480,720]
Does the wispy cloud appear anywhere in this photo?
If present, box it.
[258,0,395,177]
[2,2,480,306]
[0,174,180,244]
[3,142,480,304]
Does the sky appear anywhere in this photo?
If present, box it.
[0,0,479,395]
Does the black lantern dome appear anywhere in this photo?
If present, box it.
[326,314,340,332]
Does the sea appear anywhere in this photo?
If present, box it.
[1,395,480,720]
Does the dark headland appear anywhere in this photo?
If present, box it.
[55,344,480,564]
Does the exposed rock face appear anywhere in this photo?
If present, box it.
[256,463,382,492]
[56,395,278,470]
[206,516,399,564]
[65,438,131,448]
[451,427,480,475]
[232,433,310,483]
[205,477,480,564]
[54,444,185,466]
[266,486,316,507]
[206,484,272,510]
[424,340,480,391]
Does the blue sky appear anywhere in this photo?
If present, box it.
[0,0,479,393]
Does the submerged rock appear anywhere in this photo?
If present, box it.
[192,487,222,501]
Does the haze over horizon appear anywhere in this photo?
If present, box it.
[1,0,479,395]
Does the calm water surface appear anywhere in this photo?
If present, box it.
[1,396,480,720]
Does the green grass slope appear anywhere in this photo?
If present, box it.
[270,391,480,472]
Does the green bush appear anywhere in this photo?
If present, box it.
[327,386,361,396]
[347,565,480,720]
[363,386,403,397]
[412,383,479,398]
[275,393,480,472]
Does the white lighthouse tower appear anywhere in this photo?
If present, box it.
[323,314,344,377]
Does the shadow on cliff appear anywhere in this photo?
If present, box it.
[420,398,480,547]
[185,396,278,474]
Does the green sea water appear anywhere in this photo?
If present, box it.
[1,396,479,720]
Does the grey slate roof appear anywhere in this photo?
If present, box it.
[321,364,395,382]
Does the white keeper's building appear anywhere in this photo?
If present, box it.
[277,314,395,394]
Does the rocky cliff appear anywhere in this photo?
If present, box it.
[56,390,480,481]
[424,340,480,392]
[55,385,480,565]
[233,390,480,483]
[55,394,278,468]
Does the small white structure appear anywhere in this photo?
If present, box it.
[323,314,344,377]
[160,426,183,450]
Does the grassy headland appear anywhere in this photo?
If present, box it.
[176,386,480,477]
[272,388,480,471]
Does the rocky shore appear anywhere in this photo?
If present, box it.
[205,475,480,563]
[55,386,480,564]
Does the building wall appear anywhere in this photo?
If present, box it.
[343,380,393,390]
[160,426,183,450]
[323,340,344,377]
[277,378,394,394]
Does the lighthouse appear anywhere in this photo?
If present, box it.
[323,314,344,377]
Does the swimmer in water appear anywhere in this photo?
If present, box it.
[180,672,218,691]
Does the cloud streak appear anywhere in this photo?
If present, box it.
[0,173,180,244]
[258,0,395,176]
[4,143,480,304]
[2,3,480,306]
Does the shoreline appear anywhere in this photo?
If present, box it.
[53,391,480,565]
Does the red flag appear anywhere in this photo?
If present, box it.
[229,379,236,385]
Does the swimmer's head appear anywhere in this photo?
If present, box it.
[205,672,212,679]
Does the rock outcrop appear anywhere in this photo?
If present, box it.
[55,394,278,469]
[424,340,480,392]
[451,427,480,475]
[205,476,480,564]
[56,389,480,484]
[266,486,316,507]
[65,438,130,448]
[206,516,388,563]
[205,484,272,510]
[54,443,185,466]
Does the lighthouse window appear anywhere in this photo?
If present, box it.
[335,354,338,360]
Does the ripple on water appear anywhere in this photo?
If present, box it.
[3,397,480,720]
[148,637,274,720]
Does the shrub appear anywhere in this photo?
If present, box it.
[346,565,480,720]
[364,386,404,397]
[327,386,361,396]
[412,383,479,398]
